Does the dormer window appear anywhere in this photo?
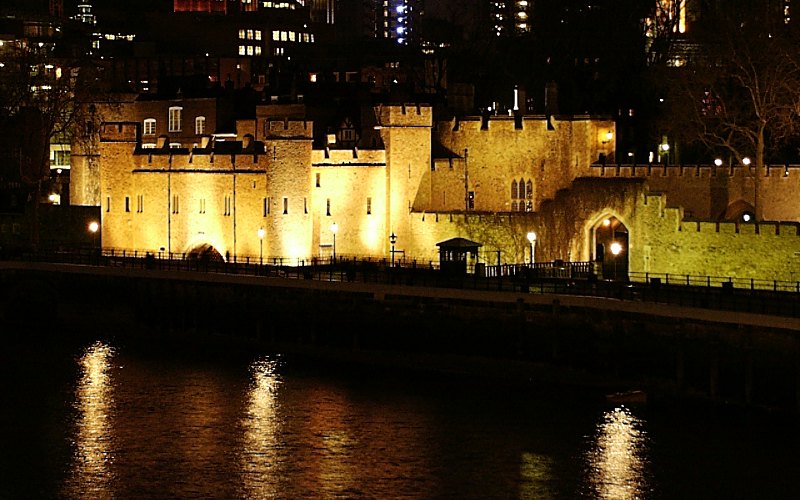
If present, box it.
[195,116,206,135]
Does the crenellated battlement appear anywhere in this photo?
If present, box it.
[100,122,138,142]
[375,103,433,128]
[591,163,800,180]
[265,119,313,138]
[679,220,800,236]
[437,114,613,134]
[311,148,386,166]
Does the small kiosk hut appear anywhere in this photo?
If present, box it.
[436,237,482,274]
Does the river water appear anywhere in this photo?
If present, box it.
[2,331,799,499]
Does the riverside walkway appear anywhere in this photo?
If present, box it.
[4,248,800,326]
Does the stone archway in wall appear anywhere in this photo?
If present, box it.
[591,215,629,280]
[720,199,756,223]
[187,243,225,262]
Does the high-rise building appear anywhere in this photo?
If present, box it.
[489,0,532,36]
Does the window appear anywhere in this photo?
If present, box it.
[137,195,144,213]
[246,29,253,39]
[224,195,232,216]
[239,29,246,39]
[272,30,280,41]
[526,180,533,199]
[283,197,288,214]
[254,46,261,55]
[246,45,254,55]
[106,196,110,212]
[125,196,130,212]
[143,118,156,135]
[168,107,182,132]
[255,30,262,40]
[367,197,372,215]
[199,198,206,214]
[304,197,308,214]
[195,116,206,135]
[326,198,331,216]
[263,197,269,216]
[281,31,287,41]
[172,195,180,214]
[316,173,320,187]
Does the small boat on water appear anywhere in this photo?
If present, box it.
[605,389,647,405]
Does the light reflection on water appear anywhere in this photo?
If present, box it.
[586,406,649,499]
[65,341,116,499]
[239,356,283,498]
[21,338,792,499]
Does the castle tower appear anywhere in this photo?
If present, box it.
[377,104,432,255]
[263,119,314,260]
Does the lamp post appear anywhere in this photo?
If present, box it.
[330,222,338,261]
[526,231,537,266]
[390,232,397,266]
[610,241,622,280]
[88,221,99,249]
[258,227,265,264]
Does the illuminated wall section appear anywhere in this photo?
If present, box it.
[311,149,387,258]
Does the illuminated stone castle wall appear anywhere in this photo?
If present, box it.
[93,102,800,281]
[589,164,800,222]
[428,115,615,213]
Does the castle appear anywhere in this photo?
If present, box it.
[76,102,800,283]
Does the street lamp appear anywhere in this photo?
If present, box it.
[714,158,723,167]
[257,227,265,264]
[610,241,622,280]
[390,232,397,266]
[88,221,99,249]
[330,222,338,261]
[742,157,751,166]
[526,231,537,265]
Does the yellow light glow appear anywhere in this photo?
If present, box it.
[610,242,622,255]
[586,407,648,498]
[527,231,537,243]
[602,219,611,227]
[88,221,99,233]
[65,341,115,497]
[241,357,283,497]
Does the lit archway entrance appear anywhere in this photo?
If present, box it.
[593,216,629,280]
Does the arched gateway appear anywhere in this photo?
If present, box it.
[592,216,629,280]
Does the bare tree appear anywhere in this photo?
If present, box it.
[0,38,106,247]
[657,5,800,219]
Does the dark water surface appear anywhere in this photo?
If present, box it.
[2,331,799,499]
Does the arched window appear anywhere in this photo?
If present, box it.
[518,177,526,198]
[526,180,533,199]
[511,201,518,211]
[511,180,518,199]
[143,118,156,136]
[195,116,206,135]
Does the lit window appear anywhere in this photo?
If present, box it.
[239,29,246,39]
[309,73,317,82]
[247,45,254,55]
[239,45,246,55]
[310,34,314,42]
[143,118,156,135]
[168,106,182,132]
[254,46,261,55]
[255,30,262,40]
[195,116,206,135]
[303,33,310,42]
[281,31,287,41]
[289,31,295,41]
[272,30,280,41]
[247,29,253,39]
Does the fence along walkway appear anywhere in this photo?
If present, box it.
[9,248,800,319]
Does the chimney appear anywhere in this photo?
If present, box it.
[545,81,559,115]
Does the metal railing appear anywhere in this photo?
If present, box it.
[5,248,800,319]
